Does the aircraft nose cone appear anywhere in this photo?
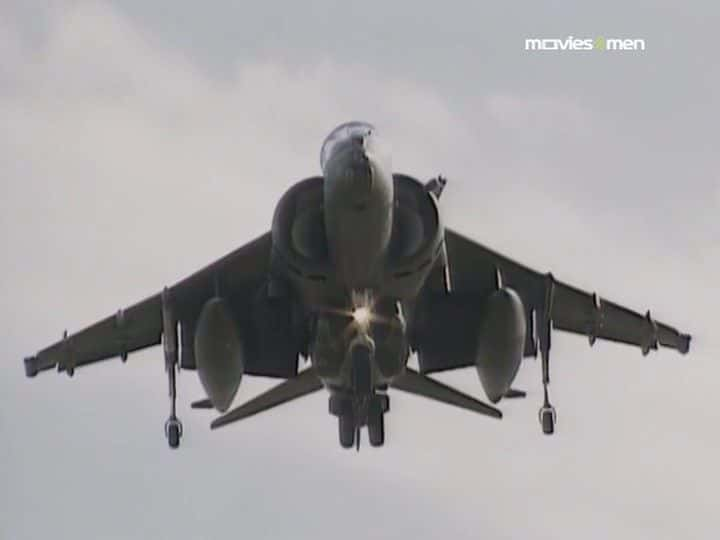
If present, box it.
[322,134,376,207]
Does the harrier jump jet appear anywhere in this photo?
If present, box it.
[23,121,691,449]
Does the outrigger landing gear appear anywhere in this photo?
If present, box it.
[537,274,557,435]
[164,360,183,449]
[538,385,556,435]
[162,288,183,449]
[165,414,183,449]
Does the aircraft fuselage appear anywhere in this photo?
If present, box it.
[269,122,445,429]
[322,124,394,290]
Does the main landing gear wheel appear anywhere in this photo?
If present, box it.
[338,411,356,449]
[368,408,385,447]
[367,395,387,447]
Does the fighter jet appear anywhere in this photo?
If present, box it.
[23,121,691,450]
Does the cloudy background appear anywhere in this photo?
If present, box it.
[2,2,718,539]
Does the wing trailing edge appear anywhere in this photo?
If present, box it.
[211,368,323,429]
[390,367,502,419]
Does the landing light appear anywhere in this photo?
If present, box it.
[352,307,372,327]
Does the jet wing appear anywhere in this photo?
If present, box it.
[418,229,690,372]
[24,233,274,377]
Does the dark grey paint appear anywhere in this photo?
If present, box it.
[21,121,692,450]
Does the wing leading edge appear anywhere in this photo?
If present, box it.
[24,232,273,378]
[432,228,691,435]
[435,229,690,363]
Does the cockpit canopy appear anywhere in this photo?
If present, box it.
[319,121,375,170]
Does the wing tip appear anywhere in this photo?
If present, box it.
[679,333,691,354]
[23,356,39,378]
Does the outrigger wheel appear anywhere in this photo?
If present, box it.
[165,416,183,449]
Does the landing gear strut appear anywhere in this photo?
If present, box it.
[537,274,557,435]
[162,288,183,449]
[538,386,556,435]
[330,323,391,450]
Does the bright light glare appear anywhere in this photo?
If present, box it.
[352,307,372,327]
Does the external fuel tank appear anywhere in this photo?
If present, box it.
[475,288,526,403]
[194,297,245,412]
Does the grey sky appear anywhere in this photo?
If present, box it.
[2,2,718,539]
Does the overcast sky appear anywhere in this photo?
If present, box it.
[2,2,719,539]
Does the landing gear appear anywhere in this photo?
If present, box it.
[165,416,183,449]
[164,362,183,449]
[538,386,556,435]
[351,342,373,396]
[162,288,183,449]
[330,322,391,450]
[368,401,385,447]
[331,393,389,450]
[537,274,557,436]
[338,410,356,449]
